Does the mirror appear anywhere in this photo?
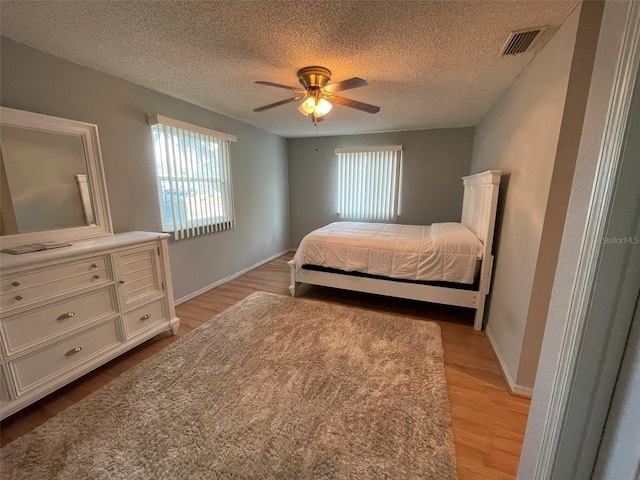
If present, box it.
[1,126,95,234]
[0,107,112,248]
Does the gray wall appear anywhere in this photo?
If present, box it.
[469,5,581,390]
[517,0,603,389]
[288,128,475,245]
[1,37,290,301]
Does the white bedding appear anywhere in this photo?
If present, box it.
[293,222,483,284]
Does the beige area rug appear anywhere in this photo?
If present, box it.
[1,292,457,479]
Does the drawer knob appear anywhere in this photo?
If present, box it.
[93,274,100,279]
[11,281,21,287]
[119,280,125,284]
[15,295,24,301]
[91,263,98,268]
[57,312,75,321]
[140,314,152,321]
[65,347,82,356]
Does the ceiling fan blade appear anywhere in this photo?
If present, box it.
[253,96,302,112]
[324,77,368,93]
[330,96,380,114]
[255,81,301,91]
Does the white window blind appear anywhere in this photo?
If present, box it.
[148,115,237,239]
[336,145,402,221]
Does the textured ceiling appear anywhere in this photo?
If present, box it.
[0,0,578,138]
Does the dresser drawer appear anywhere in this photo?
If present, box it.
[1,256,110,312]
[122,298,166,340]
[1,287,118,355]
[10,319,120,395]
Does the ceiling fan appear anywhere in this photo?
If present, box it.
[253,66,380,125]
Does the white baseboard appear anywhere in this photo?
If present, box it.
[486,326,534,398]
[175,249,291,305]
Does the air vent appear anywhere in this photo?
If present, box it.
[500,27,545,56]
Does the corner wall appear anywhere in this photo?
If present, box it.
[469,5,582,393]
[0,37,290,301]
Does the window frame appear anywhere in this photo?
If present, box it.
[335,145,403,222]
[148,115,237,239]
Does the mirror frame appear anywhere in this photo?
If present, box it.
[0,107,113,248]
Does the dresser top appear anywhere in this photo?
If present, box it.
[0,231,170,271]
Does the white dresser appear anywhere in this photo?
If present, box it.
[0,232,179,419]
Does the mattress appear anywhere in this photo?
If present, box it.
[293,222,483,284]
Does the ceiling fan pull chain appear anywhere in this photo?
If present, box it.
[315,123,319,151]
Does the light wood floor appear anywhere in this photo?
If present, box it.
[0,252,530,479]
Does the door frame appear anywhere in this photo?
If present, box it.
[521,1,640,478]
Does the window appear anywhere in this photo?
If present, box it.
[149,115,236,239]
[336,145,402,221]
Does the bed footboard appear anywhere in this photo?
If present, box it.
[288,260,300,296]
[288,257,492,330]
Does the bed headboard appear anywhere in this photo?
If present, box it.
[461,170,502,249]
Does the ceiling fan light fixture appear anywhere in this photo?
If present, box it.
[315,97,333,116]
[301,97,316,114]
[254,66,380,122]
[298,95,332,118]
[297,103,309,116]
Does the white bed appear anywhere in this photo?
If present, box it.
[288,170,501,330]
[294,222,483,284]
